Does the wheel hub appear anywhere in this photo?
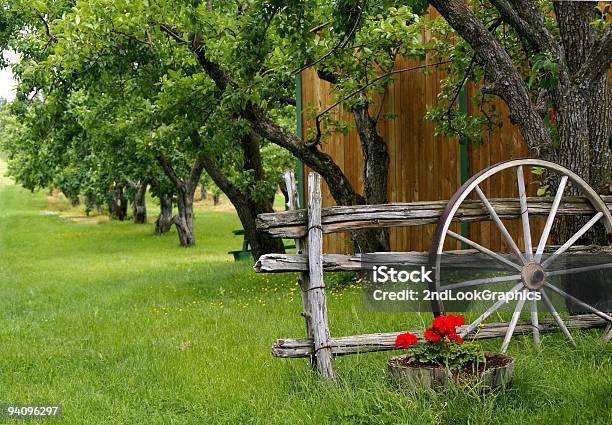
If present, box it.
[521,261,546,290]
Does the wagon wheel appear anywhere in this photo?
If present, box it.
[429,159,612,352]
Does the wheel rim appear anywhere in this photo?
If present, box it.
[429,159,612,352]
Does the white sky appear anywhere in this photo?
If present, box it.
[0,50,18,102]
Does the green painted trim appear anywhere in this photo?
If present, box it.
[459,83,469,245]
[295,74,305,208]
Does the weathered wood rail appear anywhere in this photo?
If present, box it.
[255,246,612,273]
[254,171,611,380]
[256,196,612,239]
[272,314,608,358]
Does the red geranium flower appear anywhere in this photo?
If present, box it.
[433,314,464,331]
[395,332,418,349]
[432,315,449,333]
[445,314,464,329]
[424,327,441,343]
[430,314,465,343]
[395,314,466,350]
[445,328,463,344]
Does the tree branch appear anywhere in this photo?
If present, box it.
[189,132,244,201]
[316,69,338,84]
[490,1,536,44]
[442,18,502,140]
[429,0,554,158]
[314,61,451,135]
[35,11,58,51]
[277,96,296,106]
[577,25,612,87]
[36,12,57,42]
[292,0,365,75]
[444,54,477,141]
[491,1,569,86]
[534,88,549,118]
[243,103,363,206]
[185,132,210,194]
[156,154,185,191]
[162,23,361,206]
[111,28,151,46]
[163,23,237,92]
[492,1,557,53]
[159,24,187,44]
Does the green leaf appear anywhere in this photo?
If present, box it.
[537,185,549,197]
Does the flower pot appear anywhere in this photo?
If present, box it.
[387,351,514,391]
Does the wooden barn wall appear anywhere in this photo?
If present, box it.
[300,62,545,254]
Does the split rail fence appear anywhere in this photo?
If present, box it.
[253,171,612,380]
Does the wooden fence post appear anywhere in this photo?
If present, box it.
[283,169,316,368]
[306,172,335,380]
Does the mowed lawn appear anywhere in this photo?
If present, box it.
[0,173,611,424]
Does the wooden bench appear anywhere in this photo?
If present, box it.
[229,229,296,261]
[228,229,252,261]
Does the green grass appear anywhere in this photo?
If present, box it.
[0,170,611,424]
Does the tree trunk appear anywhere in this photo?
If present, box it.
[193,131,286,259]
[173,190,196,246]
[155,194,173,235]
[553,2,612,205]
[553,85,611,243]
[244,104,363,208]
[313,72,392,253]
[84,193,100,216]
[279,182,289,210]
[132,181,148,224]
[108,191,117,217]
[428,0,612,227]
[551,83,612,313]
[200,182,207,200]
[352,101,390,253]
[62,189,80,207]
[213,192,220,205]
[117,184,128,221]
[237,131,287,258]
[234,196,286,259]
[156,151,207,246]
[549,2,612,312]
[109,183,128,221]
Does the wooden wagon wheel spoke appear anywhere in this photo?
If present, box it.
[474,185,527,265]
[459,282,524,337]
[516,166,533,260]
[500,293,527,353]
[529,298,540,346]
[544,283,612,323]
[534,176,568,262]
[541,212,605,268]
[443,275,521,291]
[447,230,522,271]
[546,262,612,278]
[540,289,576,346]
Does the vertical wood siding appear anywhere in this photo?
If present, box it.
[300,60,545,254]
